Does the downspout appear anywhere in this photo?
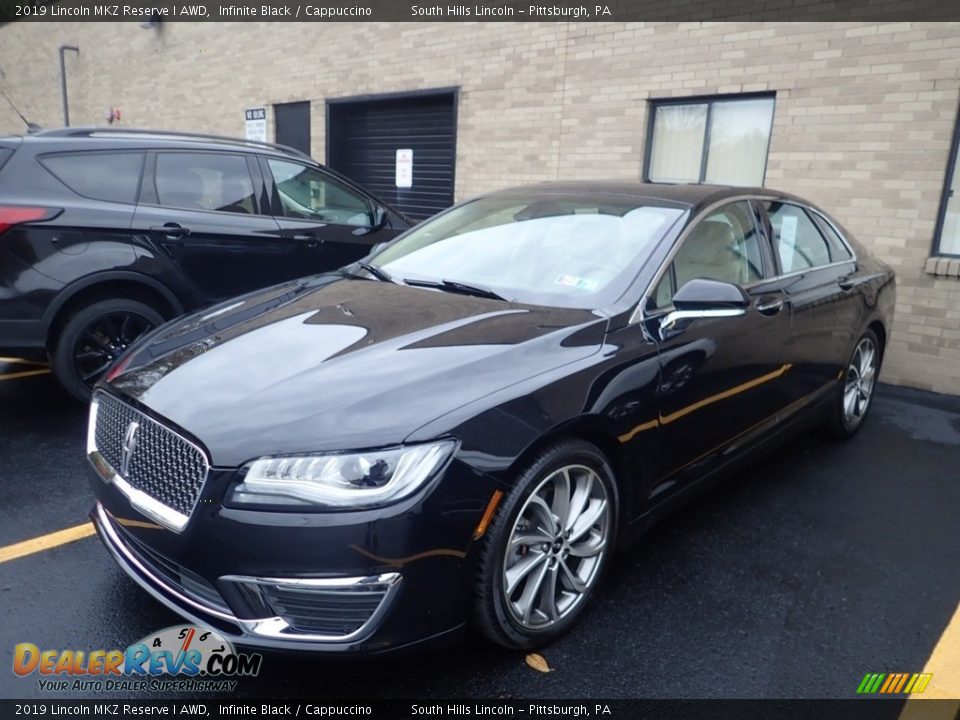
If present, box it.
[59,45,79,127]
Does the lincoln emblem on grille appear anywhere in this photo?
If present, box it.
[121,420,140,478]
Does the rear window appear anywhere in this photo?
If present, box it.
[40,152,144,203]
[0,148,12,171]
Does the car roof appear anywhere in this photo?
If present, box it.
[9,126,311,161]
[483,180,803,211]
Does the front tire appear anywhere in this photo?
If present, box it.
[825,328,881,439]
[472,439,618,650]
[52,298,163,402]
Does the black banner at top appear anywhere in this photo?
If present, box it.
[1,0,959,22]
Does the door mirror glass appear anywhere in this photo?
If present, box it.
[672,278,750,310]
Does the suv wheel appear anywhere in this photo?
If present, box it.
[473,439,617,650]
[53,298,163,401]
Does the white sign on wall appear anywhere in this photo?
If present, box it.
[395,148,413,188]
[245,107,267,143]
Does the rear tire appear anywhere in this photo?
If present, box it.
[824,328,881,439]
[472,439,618,650]
[52,298,163,402]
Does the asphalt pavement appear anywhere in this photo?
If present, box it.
[1,358,959,700]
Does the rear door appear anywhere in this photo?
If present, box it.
[757,200,860,403]
[261,156,401,270]
[644,200,793,501]
[132,150,288,304]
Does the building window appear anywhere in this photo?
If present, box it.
[645,94,775,187]
[934,113,960,257]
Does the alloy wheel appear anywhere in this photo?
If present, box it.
[73,311,156,386]
[502,464,611,631]
[843,337,877,428]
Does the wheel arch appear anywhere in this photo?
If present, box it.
[502,416,639,548]
[866,318,887,358]
[44,271,183,352]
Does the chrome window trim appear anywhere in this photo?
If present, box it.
[87,391,211,533]
[629,194,858,326]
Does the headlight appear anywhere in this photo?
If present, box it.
[227,440,457,509]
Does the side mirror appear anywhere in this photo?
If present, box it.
[352,206,388,236]
[659,278,749,340]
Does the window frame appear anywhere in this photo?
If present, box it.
[646,198,773,310]
[760,200,856,276]
[643,92,777,186]
[932,102,960,258]
[141,150,267,217]
[260,155,377,229]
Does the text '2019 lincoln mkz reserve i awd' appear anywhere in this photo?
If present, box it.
[88,182,895,654]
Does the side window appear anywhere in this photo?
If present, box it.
[811,211,853,262]
[763,202,837,273]
[267,159,372,227]
[655,201,763,307]
[154,153,255,214]
[41,152,144,204]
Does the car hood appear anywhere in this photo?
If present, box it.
[108,276,607,466]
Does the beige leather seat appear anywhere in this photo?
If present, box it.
[674,219,752,289]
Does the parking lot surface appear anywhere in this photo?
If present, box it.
[1,357,959,699]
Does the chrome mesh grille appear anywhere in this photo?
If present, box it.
[94,392,209,519]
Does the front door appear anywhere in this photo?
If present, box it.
[643,200,793,501]
[262,157,400,271]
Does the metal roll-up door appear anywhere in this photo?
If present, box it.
[327,91,457,221]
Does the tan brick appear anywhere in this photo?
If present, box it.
[2,20,960,394]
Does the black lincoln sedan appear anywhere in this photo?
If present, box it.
[88,182,895,653]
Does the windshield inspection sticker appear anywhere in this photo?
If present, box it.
[556,275,600,292]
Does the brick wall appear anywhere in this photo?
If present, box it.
[2,21,959,393]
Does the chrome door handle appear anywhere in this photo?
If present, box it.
[838,276,855,291]
[755,297,784,316]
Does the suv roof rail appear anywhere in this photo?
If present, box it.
[32,126,313,160]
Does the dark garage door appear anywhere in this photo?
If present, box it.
[275,101,311,156]
[327,91,457,221]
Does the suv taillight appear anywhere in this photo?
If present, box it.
[0,206,60,236]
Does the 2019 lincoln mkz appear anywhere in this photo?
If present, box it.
[88,182,895,654]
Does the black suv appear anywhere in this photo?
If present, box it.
[0,127,410,399]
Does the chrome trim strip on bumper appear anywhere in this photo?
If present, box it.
[92,502,402,649]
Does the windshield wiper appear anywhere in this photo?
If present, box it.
[404,278,509,302]
[355,261,395,283]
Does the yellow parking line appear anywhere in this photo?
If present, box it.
[0,522,96,564]
[0,356,48,367]
[0,368,52,381]
[899,603,960,718]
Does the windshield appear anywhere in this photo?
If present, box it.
[372,194,685,309]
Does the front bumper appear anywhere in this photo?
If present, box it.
[89,456,499,654]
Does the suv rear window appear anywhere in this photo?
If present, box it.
[40,152,144,203]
